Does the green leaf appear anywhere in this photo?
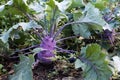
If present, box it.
[0,64,3,69]
[0,28,13,43]
[72,3,106,38]
[9,55,34,80]
[6,0,13,5]
[0,21,38,43]
[75,59,85,69]
[46,0,56,8]
[72,10,82,20]
[92,0,109,10]
[68,0,85,10]
[32,47,44,53]
[0,0,13,12]
[76,43,112,80]
[47,0,72,12]
[0,0,32,16]
[82,3,106,27]
[0,39,10,55]
[86,44,101,60]
[13,0,29,13]
[29,1,44,13]
[0,0,35,16]
[28,54,35,66]
[72,23,91,38]
[45,0,70,28]
[55,0,72,12]
[15,21,38,31]
[0,5,5,12]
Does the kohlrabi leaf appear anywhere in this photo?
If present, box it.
[45,0,69,28]
[47,0,71,12]
[75,44,112,80]
[92,0,108,10]
[32,47,47,54]
[68,0,85,10]
[0,5,5,12]
[46,0,56,8]
[72,23,91,38]
[13,0,29,13]
[75,59,85,69]
[0,28,13,43]
[72,3,106,38]
[0,64,3,70]
[0,0,33,16]
[46,0,69,18]
[55,0,72,12]
[82,3,106,27]
[9,55,34,80]
[0,0,13,12]
[0,40,10,54]
[6,0,13,5]
[0,21,38,43]
[15,21,38,31]
[29,2,44,13]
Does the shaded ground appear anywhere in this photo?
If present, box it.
[33,60,83,80]
[0,59,83,80]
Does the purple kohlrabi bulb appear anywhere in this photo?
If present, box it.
[40,36,56,50]
[37,50,55,63]
[37,36,56,63]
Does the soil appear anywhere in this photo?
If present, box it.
[0,59,83,80]
[33,60,83,80]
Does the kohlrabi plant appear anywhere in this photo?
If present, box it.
[1,0,120,80]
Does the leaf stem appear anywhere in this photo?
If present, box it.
[11,44,40,55]
[52,21,82,41]
[50,7,57,37]
[55,46,76,53]
[44,15,49,34]
[56,35,80,42]
[33,28,43,40]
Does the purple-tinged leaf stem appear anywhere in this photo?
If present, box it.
[49,7,57,37]
[56,35,80,42]
[52,21,82,41]
[55,46,76,53]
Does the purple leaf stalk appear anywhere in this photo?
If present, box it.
[102,29,116,46]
